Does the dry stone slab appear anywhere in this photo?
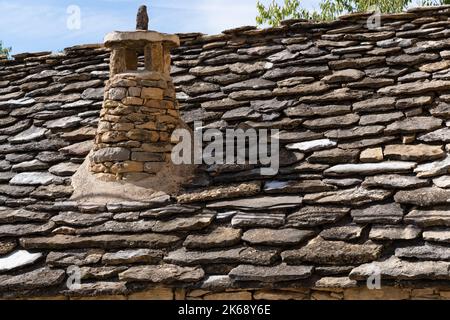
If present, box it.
[231,212,285,228]
[165,247,278,266]
[320,224,364,241]
[46,250,104,267]
[206,196,302,211]
[0,267,65,291]
[395,187,450,207]
[384,144,444,162]
[119,264,205,283]
[0,250,43,272]
[362,174,429,189]
[414,156,450,178]
[433,176,450,188]
[229,264,313,282]
[183,227,241,249]
[369,225,421,240]
[325,162,416,176]
[423,230,450,243]
[264,180,336,193]
[242,228,314,246]
[10,172,56,186]
[395,244,450,260]
[287,206,350,227]
[286,139,337,152]
[419,128,450,143]
[282,237,382,265]
[102,249,163,265]
[350,257,450,280]
[351,203,404,224]
[404,208,450,226]
[384,116,443,134]
[20,234,181,250]
[303,187,391,206]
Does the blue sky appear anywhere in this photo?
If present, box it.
[0,0,320,55]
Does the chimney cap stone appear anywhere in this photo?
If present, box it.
[104,31,180,49]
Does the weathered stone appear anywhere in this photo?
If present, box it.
[177,182,260,203]
[46,250,103,266]
[329,56,385,69]
[320,224,363,241]
[404,208,450,226]
[369,225,421,240]
[152,213,215,233]
[231,212,285,228]
[414,156,450,178]
[0,208,50,224]
[0,267,65,291]
[49,162,80,176]
[282,237,382,265]
[378,80,450,95]
[352,203,404,224]
[207,196,302,211]
[76,220,155,235]
[102,249,163,265]
[119,264,205,283]
[308,148,359,164]
[273,81,330,96]
[304,187,391,206]
[92,147,130,163]
[60,140,93,156]
[224,78,276,93]
[45,116,81,129]
[184,227,241,249]
[350,257,450,280]
[303,114,360,130]
[359,112,404,125]
[0,250,43,272]
[362,174,429,189]
[325,126,384,140]
[395,244,450,260]
[165,247,278,266]
[9,126,48,144]
[325,162,416,176]
[141,204,200,218]
[353,97,396,113]
[419,128,450,143]
[287,206,350,227]
[0,240,16,255]
[287,139,337,152]
[242,228,314,246]
[0,221,55,238]
[202,98,248,111]
[423,230,450,243]
[384,144,444,162]
[323,69,366,84]
[51,211,112,227]
[396,187,450,207]
[229,264,313,282]
[396,96,433,109]
[20,234,180,250]
[264,180,336,193]
[360,147,383,162]
[433,176,450,188]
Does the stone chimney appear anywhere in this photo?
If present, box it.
[90,7,182,181]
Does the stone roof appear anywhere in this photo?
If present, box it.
[1,5,450,298]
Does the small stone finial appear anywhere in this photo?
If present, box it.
[136,5,149,30]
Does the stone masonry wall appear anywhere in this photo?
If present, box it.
[2,6,450,300]
[90,71,180,181]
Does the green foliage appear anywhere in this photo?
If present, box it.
[256,0,450,26]
[0,41,11,59]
